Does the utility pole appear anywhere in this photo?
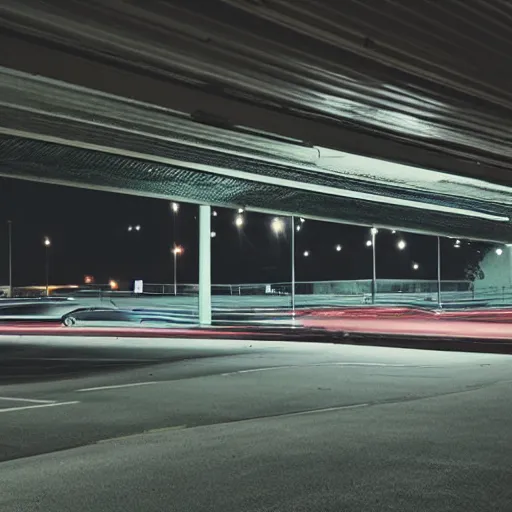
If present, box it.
[7,220,12,297]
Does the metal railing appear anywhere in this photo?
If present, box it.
[2,279,512,328]
[10,279,512,308]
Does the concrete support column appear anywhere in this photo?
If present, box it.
[199,204,212,325]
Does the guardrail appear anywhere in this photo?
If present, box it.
[8,279,512,309]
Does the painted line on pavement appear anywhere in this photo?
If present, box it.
[285,403,369,416]
[222,365,296,376]
[0,396,55,404]
[222,362,422,376]
[0,401,80,414]
[77,381,158,392]
[143,425,188,435]
[97,425,187,444]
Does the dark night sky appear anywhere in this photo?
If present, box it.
[0,177,486,288]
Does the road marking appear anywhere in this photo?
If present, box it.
[0,396,55,404]
[0,401,80,414]
[222,362,423,376]
[144,425,187,435]
[97,425,187,444]
[285,403,369,417]
[222,365,295,376]
[77,381,158,392]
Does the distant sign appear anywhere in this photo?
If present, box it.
[134,280,143,294]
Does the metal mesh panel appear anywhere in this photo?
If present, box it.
[0,105,506,216]
[0,134,511,241]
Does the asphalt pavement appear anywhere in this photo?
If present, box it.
[2,336,512,511]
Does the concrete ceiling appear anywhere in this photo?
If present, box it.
[0,0,511,241]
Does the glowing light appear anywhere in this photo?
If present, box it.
[84,275,94,284]
[366,240,372,247]
[212,210,218,217]
[235,214,244,228]
[397,240,406,250]
[370,227,378,235]
[210,231,216,238]
[109,280,118,290]
[335,244,342,252]
[300,218,305,223]
[412,263,419,270]
[173,245,184,255]
[296,225,301,232]
[171,202,179,213]
[271,217,285,235]
[303,250,310,257]
[238,208,244,214]
[128,225,133,232]
[135,225,141,231]
[43,237,51,247]
[391,230,396,234]
[496,248,503,256]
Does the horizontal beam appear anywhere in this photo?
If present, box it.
[0,166,508,245]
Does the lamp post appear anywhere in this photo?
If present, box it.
[43,236,51,296]
[171,201,179,275]
[437,236,442,308]
[7,220,12,297]
[172,245,183,296]
[291,217,296,315]
[271,217,295,314]
[370,227,378,304]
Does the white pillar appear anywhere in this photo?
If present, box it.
[199,204,212,325]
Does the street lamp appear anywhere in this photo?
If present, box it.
[210,231,216,238]
[171,202,179,213]
[412,262,419,270]
[271,217,285,235]
[43,237,51,296]
[235,214,244,228]
[397,239,407,250]
[366,240,372,247]
[135,225,141,231]
[496,248,503,256]
[335,244,342,252]
[172,245,183,296]
[303,250,310,257]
